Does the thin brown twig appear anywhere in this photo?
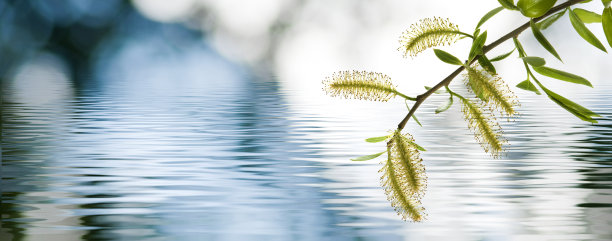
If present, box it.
[397,0,585,130]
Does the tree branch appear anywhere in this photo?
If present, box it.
[397,0,585,130]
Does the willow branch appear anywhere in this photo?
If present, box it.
[397,0,585,130]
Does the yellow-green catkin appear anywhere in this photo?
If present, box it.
[379,130,427,221]
[464,64,519,116]
[459,97,506,158]
[323,71,398,102]
[399,17,462,58]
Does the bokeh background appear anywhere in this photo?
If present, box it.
[2,0,611,240]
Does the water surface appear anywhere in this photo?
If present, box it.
[2,65,612,241]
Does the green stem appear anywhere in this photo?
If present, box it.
[458,31,475,39]
[515,37,546,91]
[527,66,545,89]
[445,87,465,101]
[395,91,417,101]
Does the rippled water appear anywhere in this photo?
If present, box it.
[2,68,612,241]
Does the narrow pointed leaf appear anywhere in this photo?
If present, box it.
[603,7,612,48]
[533,66,593,87]
[541,86,600,123]
[351,151,386,161]
[412,115,422,127]
[366,135,391,143]
[404,101,423,127]
[498,0,520,10]
[537,9,566,30]
[531,20,562,61]
[517,0,557,18]
[516,79,542,94]
[522,56,546,67]
[434,49,463,65]
[478,55,497,74]
[569,7,608,52]
[548,99,594,122]
[477,7,505,29]
[435,95,454,114]
[490,48,515,62]
[469,31,487,60]
[573,8,602,23]
[409,142,427,152]
[513,37,527,57]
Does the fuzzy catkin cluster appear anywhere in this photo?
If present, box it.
[399,17,462,58]
[459,98,506,158]
[464,65,519,116]
[323,71,398,102]
[460,64,518,158]
[380,131,427,221]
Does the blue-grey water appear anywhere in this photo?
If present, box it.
[2,0,612,240]
[2,51,612,240]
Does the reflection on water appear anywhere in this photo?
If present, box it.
[3,60,612,240]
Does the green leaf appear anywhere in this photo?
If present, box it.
[490,48,515,62]
[516,79,542,94]
[351,151,386,161]
[473,28,481,39]
[531,20,562,61]
[498,0,520,10]
[513,37,527,57]
[477,7,505,29]
[366,135,391,143]
[404,100,423,127]
[541,86,600,123]
[537,9,566,30]
[522,56,546,67]
[604,0,612,7]
[435,95,454,114]
[533,66,593,87]
[573,8,602,23]
[478,55,497,74]
[412,115,422,127]
[569,7,608,52]
[517,0,557,18]
[469,31,487,60]
[409,141,427,151]
[434,49,464,65]
[603,7,612,48]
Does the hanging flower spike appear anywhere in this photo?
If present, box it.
[379,130,427,221]
[399,17,463,58]
[459,97,506,158]
[323,71,401,102]
[464,64,519,116]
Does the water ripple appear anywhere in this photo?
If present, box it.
[2,78,612,240]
